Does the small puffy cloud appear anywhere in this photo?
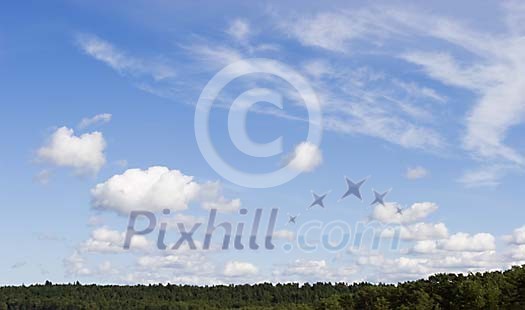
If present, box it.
[81,227,149,253]
[287,142,323,172]
[382,222,448,241]
[138,253,214,273]
[503,225,525,245]
[372,202,438,224]
[227,19,251,41]
[78,113,112,129]
[91,167,200,214]
[37,127,106,175]
[224,261,258,277]
[438,232,496,252]
[405,166,428,180]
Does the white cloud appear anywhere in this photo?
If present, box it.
[37,127,106,175]
[382,222,448,241]
[504,225,525,245]
[184,43,243,67]
[64,251,92,276]
[508,245,525,261]
[78,113,112,129]
[277,259,328,277]
[302,60,333,79]
[279,6,525,169]
[138,253,214,273]
[412,240,438,254]
[405,166,428,180]
[198,181,241,212]
[76,34,175,80]
[372,202,438,224]
[395,11,525,167]
[202,198,241,213]
[227,19,250,41]
[281,11,385,52]
[307,64,446,151]
[438,232,496,252]
[393,80,446,103]
[287,142,323,172]
[429,251,499,269]
[272,260,357,283]
[91,166,200,214]
[91,167,240,215]
[81,227,149,253]
[457,165,508,187]
[224,261,258,277]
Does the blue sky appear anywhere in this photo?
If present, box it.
[2,0,525,285]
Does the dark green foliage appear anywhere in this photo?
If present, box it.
[2,265,525,309]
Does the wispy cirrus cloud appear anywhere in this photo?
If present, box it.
[76,33,176,81]
[278,4,525,184]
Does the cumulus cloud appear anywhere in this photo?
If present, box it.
[287,142,323,172]
[405,166,428,180]
[37,127,106,175]
[508,245,525,261]
[138,253,214,274]
[224,261,258,277]
[438,232,496,252]
[503,225,525,245]
[81,227,149,253]
[91,166,240,215]
[64,251,92,276]
[412,240,438,254]
[372,202,438,224]
[277,259,328,277]
[91,167,200,214]
[78,113,112,129]
[273,259,356,283]
[382,222,448,241]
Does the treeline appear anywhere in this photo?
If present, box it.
[1,265,525,309]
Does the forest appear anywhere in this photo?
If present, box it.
[1,265,525,309]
